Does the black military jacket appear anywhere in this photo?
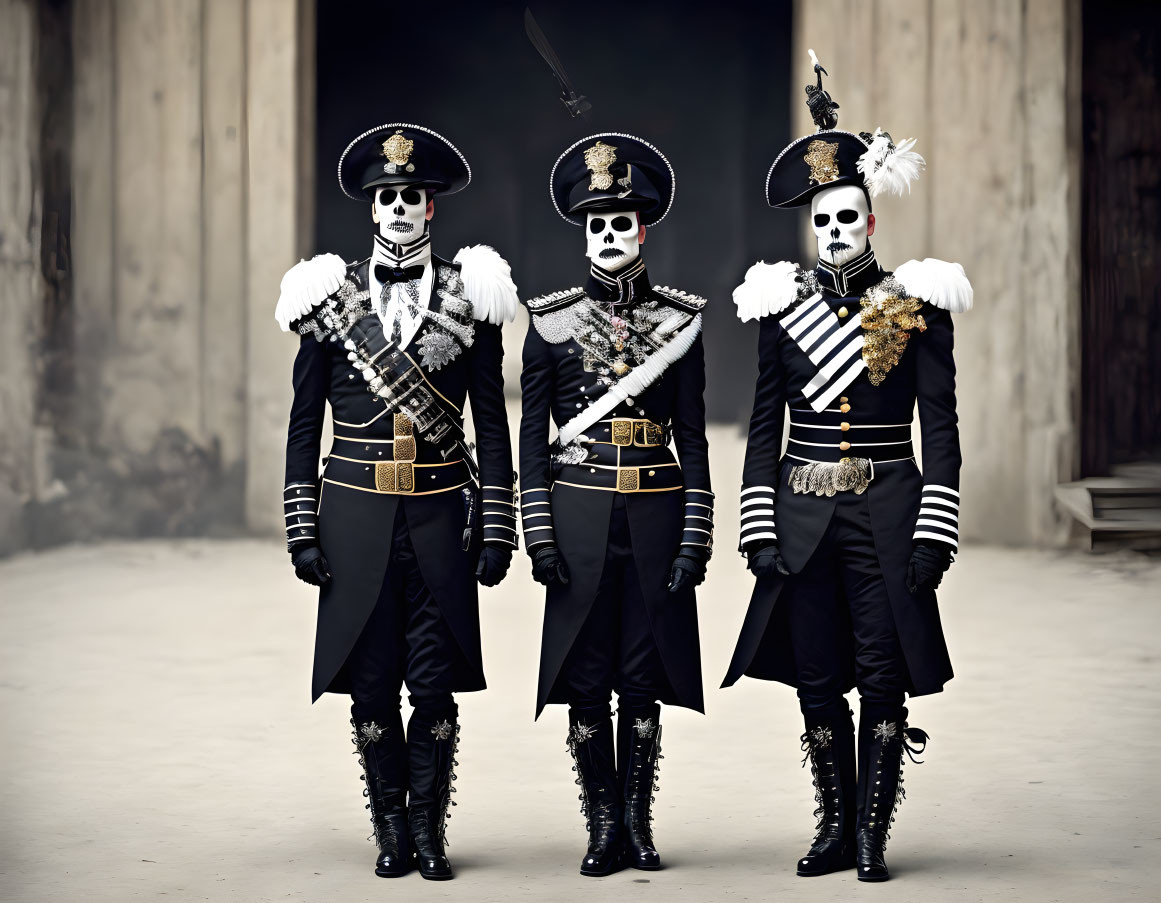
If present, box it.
[284,255,515,701]
[723,249,969,696]
[520,262,712,716]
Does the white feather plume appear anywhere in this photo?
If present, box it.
[275,253,347,332]
[733,260,800,323]
[454,245,519,324]
[894,258,973,313]
[857,129,925,198]
[556,315,702,448]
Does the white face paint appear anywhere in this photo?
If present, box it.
[586,210,640,271]
[374,186,428,244]
[811,184,870,267]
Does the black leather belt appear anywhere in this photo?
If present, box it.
[553,462,684,493]
[786,420,913,465]
[323,455,471,495]
[585,418,669,448]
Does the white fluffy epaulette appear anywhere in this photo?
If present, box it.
[275,253,347,332]
[894,258,973,313]
[454,245,519,325]
[733,260,802,323]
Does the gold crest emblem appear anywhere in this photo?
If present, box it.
[583,141,618,191]
[804,139,840,185]
[381,132,414,166]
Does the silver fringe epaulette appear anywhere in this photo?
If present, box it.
[652,285,708,312]
[526,287,585,314]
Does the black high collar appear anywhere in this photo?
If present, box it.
[815,246,881,297]
[585,257,650,306]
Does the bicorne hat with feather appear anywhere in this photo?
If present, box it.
[766,51,925,209]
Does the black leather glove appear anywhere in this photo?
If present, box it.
[530,544,570,586]
[668,553,707,593]
[476,545,513,588]
[906,540,954,594]
[746,540,789,577]
[291,544,331,586]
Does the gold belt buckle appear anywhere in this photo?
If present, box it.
[393,414,417,462]
[375,461,415,493]
[634,421,662,447]
[611,418,633,447]
[616,467,640,492]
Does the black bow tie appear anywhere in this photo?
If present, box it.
[374,263,425,284]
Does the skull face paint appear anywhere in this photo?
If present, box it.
[811,184,870,267]
[586,211,641,271]
[374,186,428,244]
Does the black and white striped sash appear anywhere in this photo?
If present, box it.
[778,294,865,412]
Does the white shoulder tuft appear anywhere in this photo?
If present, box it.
[275,253,347,332]
[454,245,519,324]
[894,258,973,313]
[733,260,800,323]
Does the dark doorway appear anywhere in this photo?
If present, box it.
[1081,0,1161,476]
[315,0,795,423]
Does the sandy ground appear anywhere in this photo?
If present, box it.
[2,435,1160,902]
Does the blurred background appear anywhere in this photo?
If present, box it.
[1,0,1158,556]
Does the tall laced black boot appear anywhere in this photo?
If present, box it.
[618,703,663,871]
[796,704,856,877]
[855,703,929,882]
[350,707,410,878]
[567,710,623,877]
[407,705,459,881]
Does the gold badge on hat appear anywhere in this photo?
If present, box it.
[804,139,840,185]
[381,131,415,174]
[584,141,618,191]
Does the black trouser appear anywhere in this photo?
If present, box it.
[560,495,671,723]
[784,491,908,714]
[347,508,458,806]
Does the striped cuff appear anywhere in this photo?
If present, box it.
[284,482,319,550]
[739,484,778,549]
[681,488,714,554]
[481,480,519,549]
[913,484,959,551]
[520,486,555,549]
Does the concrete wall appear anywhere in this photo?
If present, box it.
[794,0,1083,545]
[0,0,313,554]
[0,0,44,555]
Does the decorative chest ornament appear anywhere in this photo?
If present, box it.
[431,719,454,741]
[583,140,618,191]
[804,139,840,186]
[873,720,898,742]
[634,717,657,739]
[860,280,927,386]
[417,329,460,371]
[359,721,385,743]
[571,722,597,743]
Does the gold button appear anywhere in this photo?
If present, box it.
[837,306,848,318]
[839,441,851,451]
[648,470,656,476]
[840,396,849,403]
[840,403,851,413]
[840,422,850,431]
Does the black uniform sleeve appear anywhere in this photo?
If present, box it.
[518,323,556,550]
[671,330,714,556]
[284,334,328,550]
[739,316,788,551]
[467,321,518,549]
[912,305,962,550]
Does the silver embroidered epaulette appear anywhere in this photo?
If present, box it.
[652,285,708,312]
[526,287,585,314]
[777,268,822,319]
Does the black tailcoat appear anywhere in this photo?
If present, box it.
[285,257,514,701]
[520,265,712,717]
[723,252,960,696]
